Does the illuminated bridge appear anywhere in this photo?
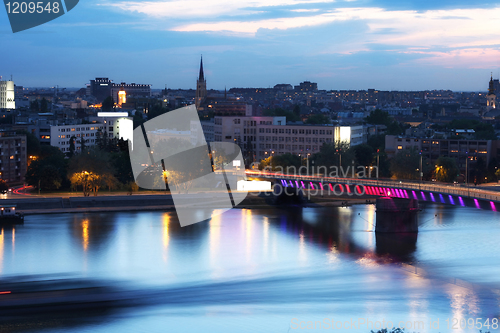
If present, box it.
[245,170,500,211]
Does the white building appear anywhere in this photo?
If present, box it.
[50,112,133,153]
[201,116,366,161]
[0,80,15,110]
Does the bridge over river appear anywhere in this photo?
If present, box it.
[246,170,500,211]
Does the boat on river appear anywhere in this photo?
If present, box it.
[0,205,24,224]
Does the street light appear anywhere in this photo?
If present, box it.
[419,153,423,185]
[465,153,469,197]
[377,150,380,185]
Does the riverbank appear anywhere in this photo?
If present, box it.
[5,191,373,215]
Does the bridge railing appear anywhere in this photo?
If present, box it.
[247,171,500,203]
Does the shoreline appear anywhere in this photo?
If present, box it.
[7,192,373,216]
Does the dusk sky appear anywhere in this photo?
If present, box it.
[1,0,500,91]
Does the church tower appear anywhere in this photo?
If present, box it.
[195,56,207,110]
[487,73,496,110]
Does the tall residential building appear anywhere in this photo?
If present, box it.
[0,134,27,184]
[0,80,15,110]
[195,56,207,110]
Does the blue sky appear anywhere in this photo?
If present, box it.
[1,0,500,91]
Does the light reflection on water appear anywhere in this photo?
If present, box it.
[0,203,499,332]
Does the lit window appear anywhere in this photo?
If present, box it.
[397,145,403,150]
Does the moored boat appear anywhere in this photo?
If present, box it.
[0,205,24,224]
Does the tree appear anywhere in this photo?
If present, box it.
[365,109,391,126]
[311,141,356,176]
[389,147,428,180]
[353,144,374,167]
[305,114,330,124]
[40,98,48,112]
[386,121,404,135]
[259,153,301,172]
[293,104,301,118]
[263,107,300,122]
[0,114,13,125]
[434,156,459,183]
[243,136,254,167]
[102,96,114,112]
[110,150,134,185]
[68,136,76,158]
[68,149,116,196]
[446,119,497,140]
[15,130,40,157]
[133,111,145,129]
[147,103,169,120]
[30,100,39,112]
[367,134,385,152]
[0,180,8,192]
[80,137,86,153]
[471,156,487,185]
[25,146,67,191]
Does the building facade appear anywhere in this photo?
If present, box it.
[385,135,500,174]
[202,116,365,162]
[0,80,15,110]
[50,113,133,153]
[0,134,27,184]
[87,78,151,103]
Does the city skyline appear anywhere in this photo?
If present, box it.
[1,0,500,90]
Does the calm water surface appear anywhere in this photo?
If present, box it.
[1,204,500,332]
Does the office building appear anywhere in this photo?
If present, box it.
[50,112,133,153]
[202,116,365,162]
[87,78,151,104]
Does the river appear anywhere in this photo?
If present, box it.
[0,203,499,332]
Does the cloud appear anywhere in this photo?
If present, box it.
[410,48,500,69]
[103,0,335,18]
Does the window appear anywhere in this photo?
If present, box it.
[397,145,403,150]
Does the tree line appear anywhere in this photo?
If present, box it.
[25,131,135,196]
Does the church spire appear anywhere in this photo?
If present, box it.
[489,72,495,95]
[199,55,205,82]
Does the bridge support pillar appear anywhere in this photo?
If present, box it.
[273,183,305,205]
[375,197,419,233]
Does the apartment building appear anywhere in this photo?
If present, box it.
[385,135,500,173]
[0,134,27,184]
